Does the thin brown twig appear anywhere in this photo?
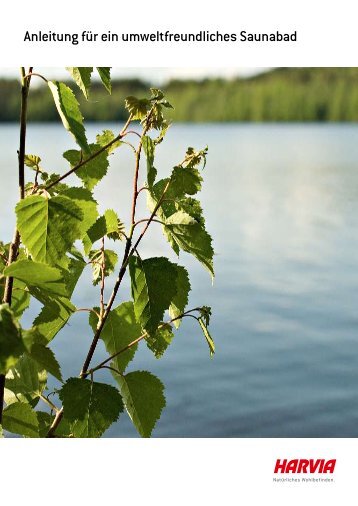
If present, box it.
[133,218,163,228]
[100,365,124,376]
[0,67,32,424]
[23,72,48,83]
[130,104,156,227]
[84,310,197,377]
[87,333,147,375]
[34,162,41,187]
[136,186,149,196]
[100,237,105,319]
[122,130,141,139]
[45,114,133,190]
[40,394,60,413]
[130,134,146,226]
[76,308,101,318]
[47,407,64,438]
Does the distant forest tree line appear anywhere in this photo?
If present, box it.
[1,67,358,122]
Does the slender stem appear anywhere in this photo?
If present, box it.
[123,130,141,139]
[130,131,147,226]
[0,67,32,425]
[76,308,101,318]
[79,238,132,377]
[18,68,31,200]
[23,72,48,83]
[137,186,149,196]
[47,407,63,438]
[129,104,156,226]
[134,218,163,228]
[85,310,196,377]
[100,365,124,376]
[131,180,171,252]
[0,376,5,425]
[2,230,20,305]
[34,162,41,186]
[87,333,147,376]
[40,394,59,413]
[99,237,105,319]
[45,114,132,190]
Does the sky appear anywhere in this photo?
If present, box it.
[0,67,271,84]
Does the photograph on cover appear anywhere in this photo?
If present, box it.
[1,67,358,438]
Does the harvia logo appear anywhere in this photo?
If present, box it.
[274,459,336,474]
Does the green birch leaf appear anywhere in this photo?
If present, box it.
[66,67,93,99]
[89,249,118,285]
[164,211,214,278]
[16,195,84,265]
[48,80,89,154]
[11,280,30,318]
[199,305,212,326]
[24,154,41,169]
[145,323,174,358]
[171,166,202,196]
[117,371,165,438]
[153,121,171,145]
[169,265,191,328]
[63,143,109,190]
[148,179,204,224]
[68,246,85,263]
[89,301,142,373]
[83,209,123,255]
[142,136,157,187]
[59,378,123,438]
[0,242,6,268]
[61,187,98,238]
[175,197,205,225]
[147,177,174,219]
[63,255,86,296]
[0,277,30,319]
[129,256,178,335]
[42,173,69,195]
[182,146,208,169]
[21,327,47,351]
[0,425,3,438]
[96,67,112,94]
[0,303,25,375]
[53,416,72,438]
[96,130,122,153]
[125,96,150,120]
[29,344,62,381]
[198,318,215,357]
[0,253,30,320]
[149,88,165,101]
[37,411,53,437]
[106,218,126,241]
[5,353,47,406]
[4,260,68,297]
[2,402,39,437]
[32,297,76,343]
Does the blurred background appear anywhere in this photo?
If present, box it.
[2,67,358,437]
[2,67,358,122]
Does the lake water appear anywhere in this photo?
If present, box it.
[2,122,358,437]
